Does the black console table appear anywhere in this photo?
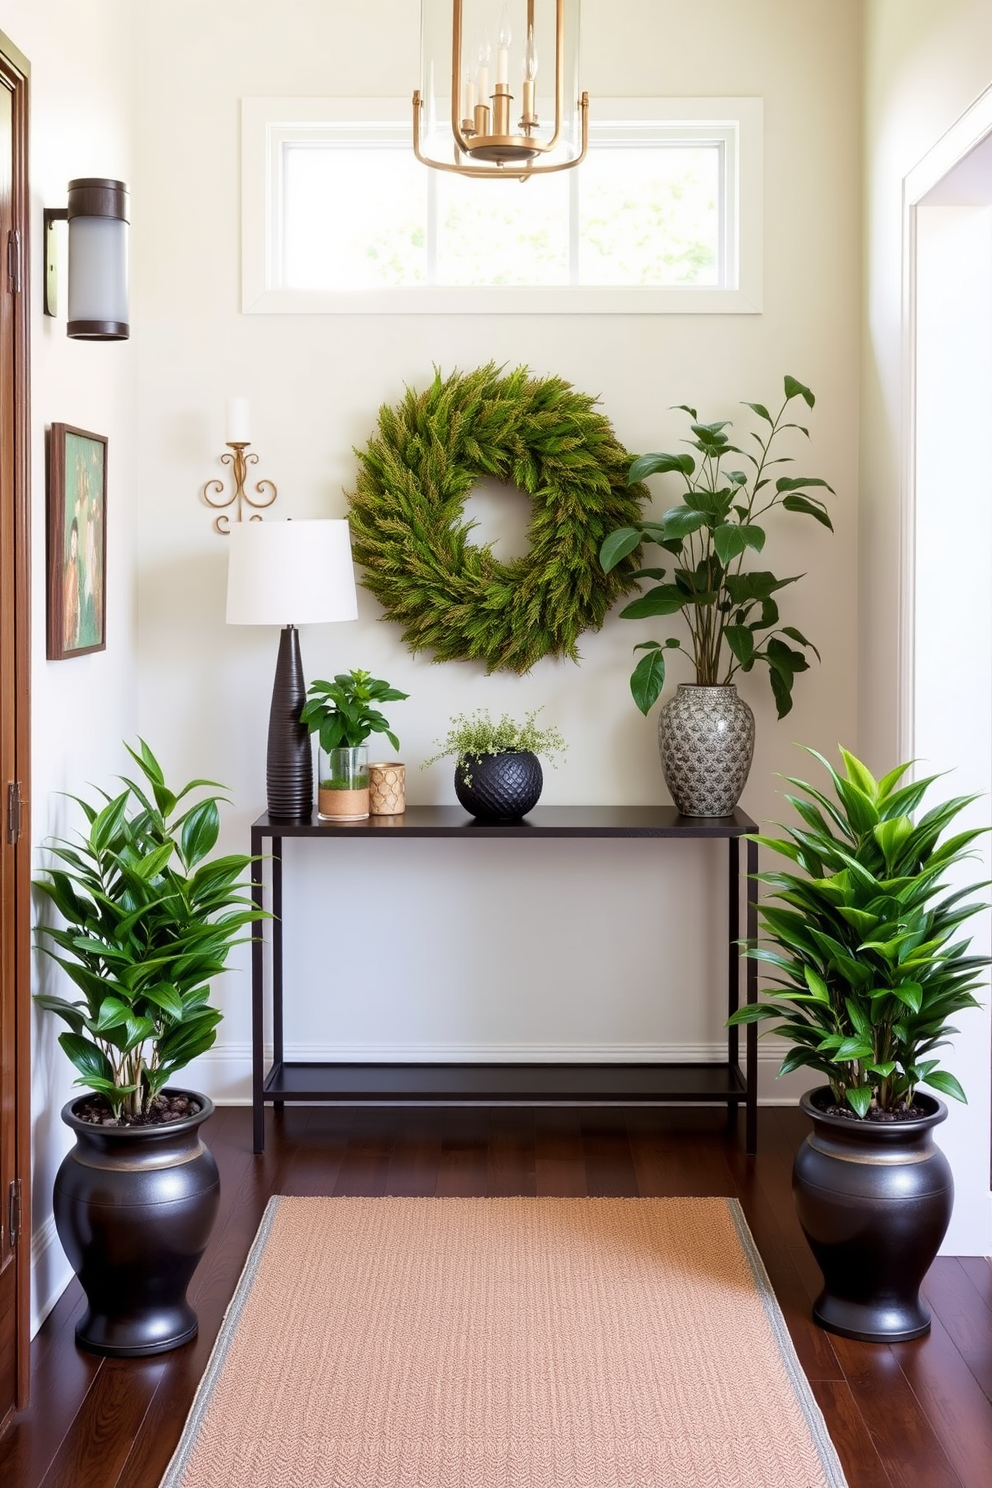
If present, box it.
[249,806,759,1155]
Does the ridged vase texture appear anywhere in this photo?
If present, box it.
[454,750,543,821]
[658,684,754,816]
[793,1088,953,1342]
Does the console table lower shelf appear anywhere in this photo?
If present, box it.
[262,1061,750,1105]
[249,805,759,1155]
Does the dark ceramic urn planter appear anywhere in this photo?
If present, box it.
[793,1087,953,1343]
[54,1090,220,1357]
[454,750,543,822]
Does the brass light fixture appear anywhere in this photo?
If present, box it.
[414,1,588,179]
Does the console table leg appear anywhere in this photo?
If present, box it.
[251,826,266,1153]
[745,835,759,1155]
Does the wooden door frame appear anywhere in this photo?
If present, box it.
[0,25,31,1415]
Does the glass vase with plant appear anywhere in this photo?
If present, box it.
[301,668,409,821]
[600,376,834,719]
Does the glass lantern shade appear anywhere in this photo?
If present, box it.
[417,0,584,176]
[65,179,130,340]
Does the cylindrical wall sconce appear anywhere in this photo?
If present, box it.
[44,178,130,341]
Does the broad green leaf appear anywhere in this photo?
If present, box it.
[782,494,834,529]
[628,451,695,484]
[662,506,710,540]
[58,1032,115,1086]
[923,1069,968,1103]
[620,585,686,620]
[600,527,641,572]
[783,375,815,408]
[845,1086,873,1118]
[630,648,667,715]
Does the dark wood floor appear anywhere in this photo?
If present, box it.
[2,1103,991,1488]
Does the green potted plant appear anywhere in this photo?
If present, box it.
[600,376,834,816]
[301,668,409,821]
[423,708,566,822]
[730,746,990,1341]
[33,740,265,1356]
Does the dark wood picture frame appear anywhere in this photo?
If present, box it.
[46,423,108,660]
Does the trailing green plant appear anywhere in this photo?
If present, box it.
[347,363,646,673]
[600,376,834,718]
[422,708,566,780]
[301,669,409,753]
[729,747,991,1117]
[33,741,265,1121]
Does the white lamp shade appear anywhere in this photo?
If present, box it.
[226,519,359,626]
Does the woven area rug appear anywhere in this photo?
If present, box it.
[161,1196,847,1488]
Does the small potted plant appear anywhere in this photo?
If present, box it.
[600,376,834,816]
[301,668,409,821]
[729,746,990,1341]
[423,708,566,821]
[33,740,265,1356]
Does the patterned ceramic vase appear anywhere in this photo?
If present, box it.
[658,684,754,817]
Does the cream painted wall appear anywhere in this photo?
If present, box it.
[0,0,140,1325]
[132,0,861,1103]
[862,0,992,1254]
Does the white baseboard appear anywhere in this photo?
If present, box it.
[184,1039,811,1106]
[30,1213,72,1338]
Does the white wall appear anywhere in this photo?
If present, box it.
[0,0,140,1327]
[862,0,992,1253]
[132,0,861,1104]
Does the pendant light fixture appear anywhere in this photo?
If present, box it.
[414,1,588,179]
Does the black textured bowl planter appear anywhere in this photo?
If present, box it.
[454,750,543,822]
[54,1089,220,1357]
[793,1087,953,1342]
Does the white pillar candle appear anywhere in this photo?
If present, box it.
[463,74,476,118]
[225,397,251,444]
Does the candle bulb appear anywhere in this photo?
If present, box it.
[476,34,491,103]
[525,23,538,81]
[225,397,251,444]
[463,71,476,119]
[496,5,511,86]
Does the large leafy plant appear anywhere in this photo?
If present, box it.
[729,747,990,1117]
[301,668,408,753]
[33,741,264,1120]
[600,376,834,717]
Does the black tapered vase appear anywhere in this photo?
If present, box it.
[793,1087,953,1342]
[454,750,543,822]
[266,624,313,819]
[54,1091,220,1357]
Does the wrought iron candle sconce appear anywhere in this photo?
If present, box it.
[203,442,278,535]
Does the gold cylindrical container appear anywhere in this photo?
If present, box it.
[369,762,406,816]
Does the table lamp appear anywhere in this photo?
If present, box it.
[226,519,358,819]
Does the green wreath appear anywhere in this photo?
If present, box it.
[347,363,646,673]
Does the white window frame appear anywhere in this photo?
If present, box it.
[241,96,762,315]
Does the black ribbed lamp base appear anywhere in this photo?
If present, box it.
[266,626,313,820]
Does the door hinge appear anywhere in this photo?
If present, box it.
[6,229,21,295]
[6,782,21,845]
[8,1179,21,1248]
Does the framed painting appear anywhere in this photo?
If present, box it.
[46,424,108,660]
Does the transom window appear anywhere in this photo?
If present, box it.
[242,98,762,314]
